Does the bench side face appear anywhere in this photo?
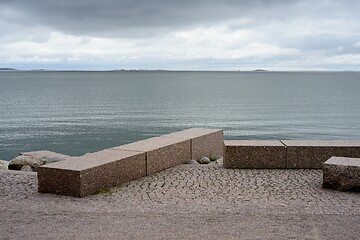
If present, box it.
[79,152,147,197]
[191,130,224,161]
[286,146,360,169]
[146,138,191,175]
[38,167,81,197]
[224,141,286,169]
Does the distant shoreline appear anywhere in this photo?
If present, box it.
[1,69,359,73]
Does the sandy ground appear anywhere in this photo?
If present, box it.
[0,165,359,240]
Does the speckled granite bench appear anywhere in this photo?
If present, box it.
[112,136,191,175]
[224,140,286,169]
[38,128,224,197]
[38,149,146,197]
[224,140,360,169]
[161,128,224,161]
[282,140,360,168]
[323,156,360,191]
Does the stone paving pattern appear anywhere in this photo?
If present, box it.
[0,166,359,239]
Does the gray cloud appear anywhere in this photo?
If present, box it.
[1,0,300,37]
[1,0,360,70]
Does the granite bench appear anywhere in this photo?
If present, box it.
[161,128,224,161]
[38,149,146,197]
[112,136,191,175]
[224,140,360,169]
[38,128,224,197]
[322,156,360,191]
[224,140,286,169]
[282,140,360,168]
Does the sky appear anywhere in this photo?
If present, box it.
[0,0,360,71]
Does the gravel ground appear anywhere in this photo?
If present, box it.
[0,165,359,240]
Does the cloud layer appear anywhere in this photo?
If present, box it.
[1,0,360,70]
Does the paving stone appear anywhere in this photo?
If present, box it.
[1,165,360,239]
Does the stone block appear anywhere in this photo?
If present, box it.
[282,140,360,169]
[38,149,146,197]
[113,137,190,175]
[323,156,360,191]
[161,128,224,160]
[224,140,286,169]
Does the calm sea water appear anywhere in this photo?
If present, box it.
[0,71,359,160]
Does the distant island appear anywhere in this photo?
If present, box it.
[253,69,268,72]
[0,68,17,71]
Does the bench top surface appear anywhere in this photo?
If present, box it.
[112,136,189,152]
[161,128,222,139]
[224,140,285,147]
[282,140,360,147]
[40,149,144,171]
[324,156,360,167]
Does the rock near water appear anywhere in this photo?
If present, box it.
[0,160,9,170]
[8,150,69,172]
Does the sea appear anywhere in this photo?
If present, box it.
[0,71,359,160]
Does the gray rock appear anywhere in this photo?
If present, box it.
[209,155,222,161]
[197,157,211,164]
[323,156,360,191]
[8,150,69,171]
[20,165,33,172]
[8,155,44,171]
[0,160,9,170]
[187,160,200,164]
[215,158,223,164]
[21,150,69,164]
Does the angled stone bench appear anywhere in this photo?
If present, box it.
[112,136,191,175]
[282,140,360,168]
[161,128,224,160]
[38,149,146,197]
[323,156,360,191]
[37,128,224,197]
[224,140,286,169]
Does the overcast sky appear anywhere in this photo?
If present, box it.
[1,0,360,71]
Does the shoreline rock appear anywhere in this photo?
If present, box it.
[0,160,9,170]
[8,150,69,172]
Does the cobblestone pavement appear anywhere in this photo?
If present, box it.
[0,166,359,240]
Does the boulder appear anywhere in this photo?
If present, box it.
[187,159,200,164]
[209,155,222,161]
[323,156,360,191]
[8,150,69,172]
[21,150,69,164]
[215,158,223,165]
[8,154,44,171]
[0,160,9,170]
[197,157,211,164]
[21,165,33,172]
